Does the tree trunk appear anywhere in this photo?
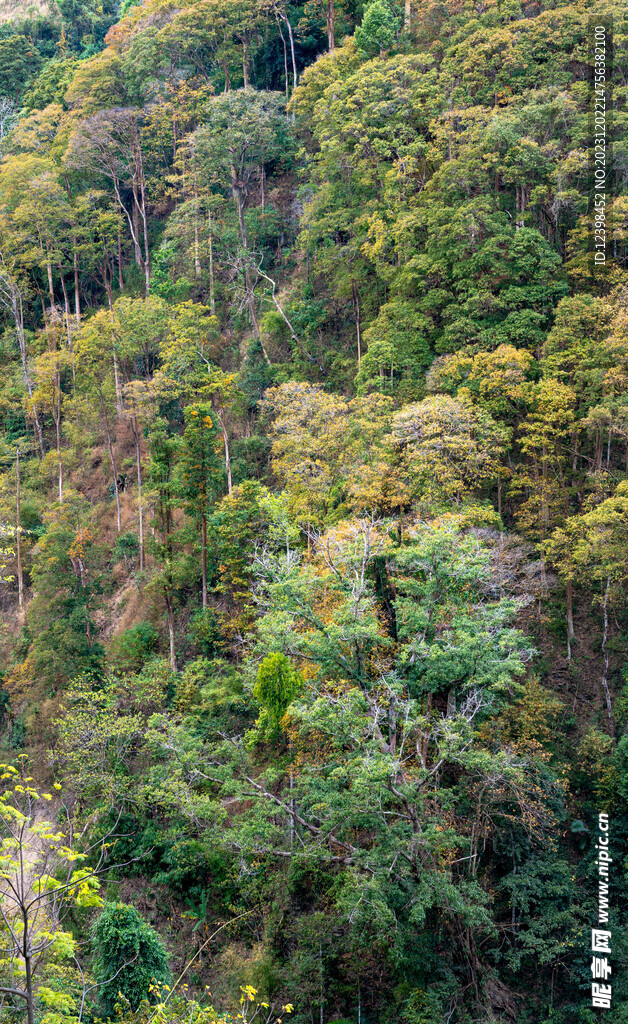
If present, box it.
[201,512,208,608]
[208,208,215,314]
[101,391,121,532]
[166,594,176,671]
[117,222,124,290]
[278,17,290,99]
[600,577,615,736]
[132,415,145,570]
[73,245,80,323]
[56,415,63,505]
[57,266,73,348]
[131,193,142,267]
[16,449,23,610]
[24,952,34,1024]
[112,349,123,414]
[566,577,575,661]
[232,177,265,349]
[139,173,151,297]
[284,9,298,92]
[46,257,55,311]
[9,286,44,456]
[194,218,201,280]
[351,280,361,368]
[325,0,335,50]
[218,405,232,494]
[242,39,249,90]
[54,370,63,504]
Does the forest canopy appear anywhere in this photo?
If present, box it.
[0,0,625,1022]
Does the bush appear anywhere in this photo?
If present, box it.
[110,622,159,673]
[93,902,171,1014]
[248,652,301,745]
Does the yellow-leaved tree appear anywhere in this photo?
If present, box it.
[0,761,103,1024]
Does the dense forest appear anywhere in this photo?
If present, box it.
[0,0,625,1021]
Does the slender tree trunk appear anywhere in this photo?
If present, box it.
[73,245,80,323]
[132,415,145,570]
[201,512,208,608]
[242,39,249,90]
[58,266,73,348]
[218,406,232,494]
[56,412,63,505]
[194,219,201,280]
[284,10,298,92]
[9,288,44,456]
[117,222,124,289]
[351,280,361,368]
[139,176,150,297]
[601,577,615,736]
[131,193,142,268]
[104,266,114,311]
[53,365,63,504]
[208,208,215,314]
[166,594,176,671]
[112,348,123,414]
[277,18,290,99]
[566,578,575,660]
[46,257,55,310]
[232,179,265,348]
[101,391,121,532]
[24,952,34,1024]
[319,939,324,1024]
[16,449,23,610]
[325,0,335,50]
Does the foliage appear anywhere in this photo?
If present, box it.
[0,0,624,1021]
[92,902,171,1014]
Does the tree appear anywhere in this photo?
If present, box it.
[30,345,71,507]
[251,652,302,742]
[391,394,510,505]
[66,109,152,296]
[546,481,628,734]
[76,313,123,531]
[180,402,223,608]
[0,762,103,1024]
[511,378,576,541]
[355,0,401,58]
[145,404,188,671]
[262,381,352,531]
[27,495,105,689]
[193,90,294,348]
[92,902,171,1015]
[0,36,42,103]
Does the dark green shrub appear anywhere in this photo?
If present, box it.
[109,622,159,673]
[93,902,171,1014]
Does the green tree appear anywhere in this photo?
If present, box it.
[355,0,401,58]
[180,402,223,608]
[93,902,171,1015]
[251,652,302,742]
[0,763,103,1024]
[193,90,294,348]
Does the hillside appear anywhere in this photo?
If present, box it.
[0,0,625,1023]
[0,0,51,21]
